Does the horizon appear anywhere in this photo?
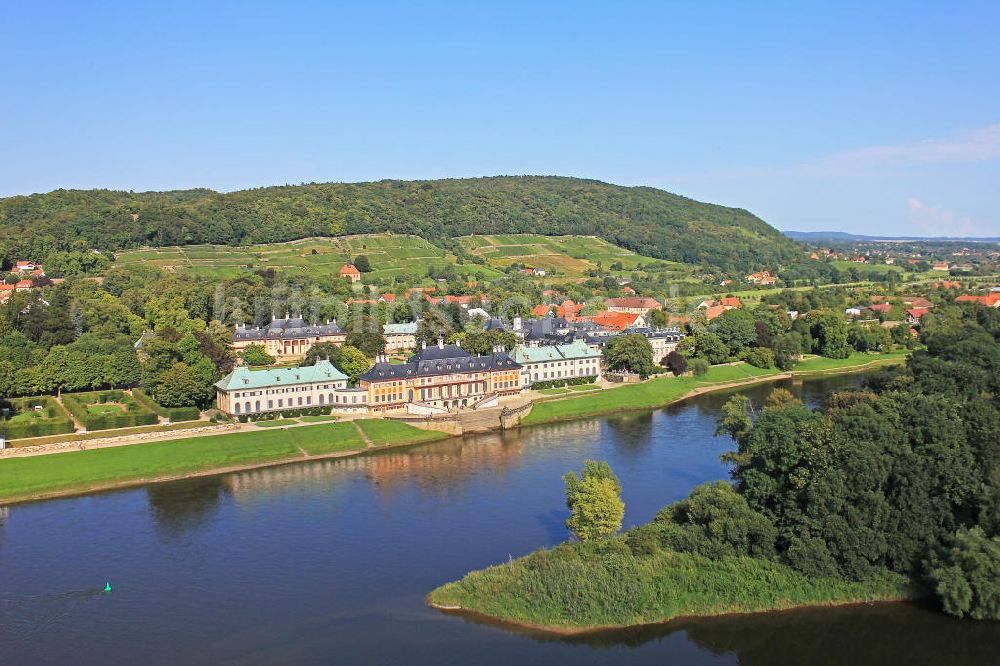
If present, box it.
[2,1,998,236]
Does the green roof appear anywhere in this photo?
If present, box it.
[510,340,602,364]
[383,322,418,334]
[215,359,348,391]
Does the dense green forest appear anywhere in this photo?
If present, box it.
[0,176,802,273]
[430,303,1000,626]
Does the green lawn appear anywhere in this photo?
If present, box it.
[0,421,402,502]
[537,388,571,395]
[86,403,125,416]
[355,419,451,446]
[523,364,782,426]
[298,414,340,423]
[523,353,911,427]
[253,418,300,427]
[566,384,600,392]
[0,429,303,502]
[290,422,366,455]
[793,350,910,374]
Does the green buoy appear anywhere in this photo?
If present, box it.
[104,582,112,593]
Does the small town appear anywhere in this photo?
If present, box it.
[3,3,999,664]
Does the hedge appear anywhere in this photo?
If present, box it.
[132,388,201,422]
[530,376,598,390]
[235,406,333,423]
[61,390,158,431]
[0,397,76,440]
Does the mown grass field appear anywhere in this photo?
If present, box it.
[115,234,505,281]
[523,352,909,426]
[524,364,783,425]
[356,418,451,446]
[0,419,445,503]
[428,536,916,630]
[456,234,690,278]
[793,350,910,374]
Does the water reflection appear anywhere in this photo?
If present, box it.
[451,601,1000,665]
[147,477,228,539]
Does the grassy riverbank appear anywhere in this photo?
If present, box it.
[0,420,447,504]
[523,351,909,426]
[428,532,918,632]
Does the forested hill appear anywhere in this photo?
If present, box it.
[0,176,802,273]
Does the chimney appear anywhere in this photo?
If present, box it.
[513,316,522,332]
[437,337,444,349]
[455,338,462,349]
[422,340,427,350]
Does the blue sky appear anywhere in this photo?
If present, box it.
[2,1,998,236]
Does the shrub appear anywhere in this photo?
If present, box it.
[930,527,1000,620]
[532,376,597,390]
[689,358,711,376]
[132,388,200,422]
[744,348,776,369]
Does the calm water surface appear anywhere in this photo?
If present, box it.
[2,375,997,665]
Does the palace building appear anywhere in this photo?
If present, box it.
[231,315,346,362]
[358,339,522,414]
[215,359,367,416]
[510,339,603,387]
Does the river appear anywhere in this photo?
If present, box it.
[1,374,996,665]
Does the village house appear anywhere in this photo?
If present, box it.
[906,308,931,325]
[511,339,603,387]
[383,322,418,353]
[589,311,647,331]
[231,315,346,362]
[932,262,950,271]
[956,293,1000,308]
[605,296,662,316]
[745,270,777,286]
[215,359,366,416]
[358,340,522,414]
[11,261,44,277]
[340,263,361,283]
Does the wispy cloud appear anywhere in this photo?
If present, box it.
[664,124,1000,182]
[797,124,1000,176]
[906,197,980,236]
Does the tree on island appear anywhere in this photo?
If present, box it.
[563,461,624,541]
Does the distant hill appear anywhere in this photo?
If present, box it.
[784,230,1000,243]
[0,176,803,273]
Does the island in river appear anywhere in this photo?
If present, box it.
[428,322,1000,633]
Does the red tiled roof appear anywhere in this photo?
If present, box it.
[591,311,643,331]
[605,297,661,309]
[340,264,360,276]
[720,297,742,308]
[704,305,726,320]
[867,303,893,313]
[532,304,552,317]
